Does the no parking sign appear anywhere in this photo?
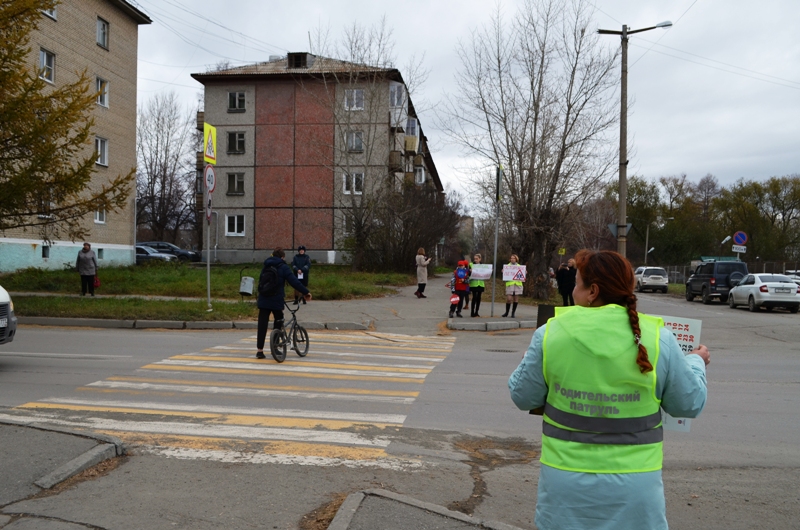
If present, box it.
[733,231,747,246]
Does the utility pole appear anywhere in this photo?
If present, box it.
[491,165,502,317]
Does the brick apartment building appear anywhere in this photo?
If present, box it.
[0,0,150,272]
[190,53,443,264]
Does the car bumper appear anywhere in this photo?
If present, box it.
[641,281,668,290]
[755,294,800,307]
[0,310,17,345]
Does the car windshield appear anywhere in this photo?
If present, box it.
[644,269,667,277]
[717,263,747,275]
[137,246,156,254]
[757,275,793,283]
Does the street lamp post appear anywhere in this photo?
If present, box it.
[598,21,672,258]
[644,216,673,265]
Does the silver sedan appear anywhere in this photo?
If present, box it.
[728,274,800,313]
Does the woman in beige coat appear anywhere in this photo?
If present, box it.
[415,248,432,298]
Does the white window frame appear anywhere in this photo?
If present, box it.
[227,172,245,195]
[346,131,363,153]
[344,89,364,111]
[227,131,245,154]
[96,76,108,107]
[39,48,55,83]
[97,17,109,48]
[225,214,245,236]
[406,117,418,137]
[42,8,56,19]
[94,209,106,224]
[414,167,425,185]
[95,137,108,166]
[343,173,364,195]
[228,91,245,111]
[390,84,405,107]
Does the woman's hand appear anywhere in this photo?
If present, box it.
[690,344,710,366]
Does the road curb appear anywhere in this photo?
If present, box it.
[34,443,117,489]
[18,317,370,331]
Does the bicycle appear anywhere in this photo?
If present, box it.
[269,300,310,363]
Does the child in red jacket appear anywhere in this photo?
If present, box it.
[448,260,471,318]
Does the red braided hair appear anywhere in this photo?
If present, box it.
[573,250,653,374]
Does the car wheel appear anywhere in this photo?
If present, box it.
[662,288,668,294]
[790,306,799,314]
[635,282,642,292]
[729,294,736,309]
[178,255,190,262]
[720,294,728,304]
[748,296,759,312]
[702,287,712,305]
[685,286,694,301]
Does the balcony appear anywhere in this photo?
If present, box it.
[388,150,403,172]
[404,135,419,154]
[196,111,204,131]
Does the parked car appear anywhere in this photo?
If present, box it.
[138,241,200,262]
[728,273,800,313]
[634,267,669,293]
[0,284,18,345]
[685,260,748,304]
[135,245,177,265]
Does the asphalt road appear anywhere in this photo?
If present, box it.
[1,294,799,529]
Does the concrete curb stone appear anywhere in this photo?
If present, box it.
[17,317,134,328]
[301,322,325,330]
[447,320,487,331]
[486,321,520,331]
[518,320,538,329]
[134,320,185,329]
[0,418,126,456]
[326,322,368,330]
[233,321,258,329]
[34,443,117,489]
[184,321,233,329]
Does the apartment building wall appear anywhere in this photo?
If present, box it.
[0,0,149,272]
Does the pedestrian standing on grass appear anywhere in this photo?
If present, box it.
[414,248,432,298]
[448,260,471,318]
[508,249,709,530]
[256,248,312,360]
[291,245,311,305]
[469,254,485,317]
[502,254,522,317]
[76,242,98,297]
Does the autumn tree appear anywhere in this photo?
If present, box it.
[0,0,133,241]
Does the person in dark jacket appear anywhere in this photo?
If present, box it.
[76,242,98,296]
[291,245,311,304]
[256,248,312,359]
[555,258,577,306]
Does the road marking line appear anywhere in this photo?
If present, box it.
[28,398,407,423]
[205,347,446,361]
[180,354,438,370]
[0,352,131,359]
[139,365,426,383]
[153,359,430,378]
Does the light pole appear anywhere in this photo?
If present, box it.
[598,21,672,258]
[720,235,731,260]
[644,216,673,264]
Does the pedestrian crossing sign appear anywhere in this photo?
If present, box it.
[203,122,216,164]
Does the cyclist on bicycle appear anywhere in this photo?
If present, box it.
[256,248,312,359]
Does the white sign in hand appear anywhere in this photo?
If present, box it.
[655,315,703,432]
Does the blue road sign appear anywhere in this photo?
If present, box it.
[733,231,748,245]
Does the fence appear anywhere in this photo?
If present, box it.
[660,261,800,284]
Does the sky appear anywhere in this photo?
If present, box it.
[132,0,800,198]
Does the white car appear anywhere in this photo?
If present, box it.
[634,267,669,293]
[728,274,800,313]
[0,284,18,344]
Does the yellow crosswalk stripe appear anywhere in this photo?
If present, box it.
[140,363,426,383]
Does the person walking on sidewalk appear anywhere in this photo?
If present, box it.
[448,260,471,318]
[556,258,577,306]
[508,249,709,530]
[469,254,485,317]
[503,254,523,317]
[256,248,312,359]
[414,248,432,298]
[76,242,98,297]
[291,245,311,304]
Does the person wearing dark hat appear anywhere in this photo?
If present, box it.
[291,245,311,304]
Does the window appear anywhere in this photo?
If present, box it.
[39,48,55,82]
[227,132,245,154]
[37,192,54,219]
[96,77,108,106]
[343,213,354,234]
[390,84,405,107]
[414,167,425,185]
[287,52,308,68]
[42,246,50,259]
[97,17,109,48]
[227,173,244,195]
[346,131,363,152]
[226,215,245,236]
[42,8,56,19]
[406,117,418,137]
[94,209,106,224]
[343,173,364,195]
[228,91,245,112]
[344,89,364,110]
[95,137,108,166]
[97,248,104,260]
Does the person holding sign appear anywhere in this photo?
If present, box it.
[503,254,524,317]
[508,249,709,530]
[468,254,486,317]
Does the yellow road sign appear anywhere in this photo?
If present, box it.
[203,122,216,164]
[558,248,566,255]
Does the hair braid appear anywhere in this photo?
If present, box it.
[625,294,653,374]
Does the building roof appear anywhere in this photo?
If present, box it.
[191,54,397,82]
[108,0,151,24]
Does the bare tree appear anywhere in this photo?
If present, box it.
[136,92,197,243]
[439,0,618,297]
[659,173,689,214]
[693,173,720,222]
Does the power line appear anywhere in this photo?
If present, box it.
[630,0,698,68]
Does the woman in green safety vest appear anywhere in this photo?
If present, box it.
[502,254,523,317]
[508,249,710,530]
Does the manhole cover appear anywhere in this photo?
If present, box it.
[486,349,516,352]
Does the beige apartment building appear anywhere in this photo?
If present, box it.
[191,53,443,264]
[0,0,150,272]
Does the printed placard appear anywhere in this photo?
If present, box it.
[470,264,493,280]
[654,315,703,432]
[502,265,527,282]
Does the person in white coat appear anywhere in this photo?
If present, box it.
[414,248,432,298]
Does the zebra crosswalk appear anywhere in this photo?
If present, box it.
[9,331,455,469]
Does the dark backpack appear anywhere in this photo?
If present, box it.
[258,265,281,297]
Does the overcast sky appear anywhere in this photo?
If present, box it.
[133,0,800,197]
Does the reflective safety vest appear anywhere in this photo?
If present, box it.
[541,305,663,474]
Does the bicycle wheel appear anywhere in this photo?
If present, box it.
[270,328,287,363]
[293,325,309,357]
